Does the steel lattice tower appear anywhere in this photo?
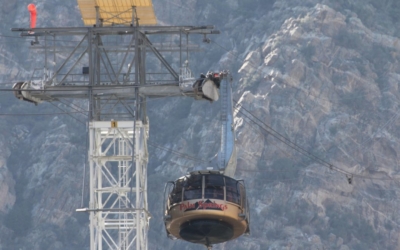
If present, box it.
[12,2,220,249]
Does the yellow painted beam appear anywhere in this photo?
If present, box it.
[77,0,157,26]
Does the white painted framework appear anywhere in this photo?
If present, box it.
[89,120,149,250]
[12,16,220,249]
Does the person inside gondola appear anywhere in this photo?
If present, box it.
[212,187,224,200]
[226,189,234,202]
[184,186,193,200]
[184,186,201,200]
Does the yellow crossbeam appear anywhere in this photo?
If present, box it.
[77,0,157,26]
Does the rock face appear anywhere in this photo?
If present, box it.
[0,135,15,214]
[2,0,400,249]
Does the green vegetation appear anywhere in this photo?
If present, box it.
[235,0,276,16]
[341,90,368,111]
[364,44,394,91]
[300,43,315,62]
[334,29,362,50]
[255,157,300,187]
[329,126,338,136]
[59,217,86,247]
[265,199,315,227]
[327,0,400,27]
[323,201,378,245]
[4,174,33,237]
[384,221,394,231]
[389,3,400,23]
[263,198,380,247]
[331,212,376,243]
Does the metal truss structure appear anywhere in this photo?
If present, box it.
[87,120,149,250]
[12,7,220,249]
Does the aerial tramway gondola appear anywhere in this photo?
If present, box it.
[163,72,250,249]
[164,171,249,248]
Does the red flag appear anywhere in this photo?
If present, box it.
[27,4,37,29]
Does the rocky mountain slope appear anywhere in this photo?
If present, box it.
[1,0,400,249]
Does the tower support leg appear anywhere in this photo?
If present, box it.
[88,120,149,249]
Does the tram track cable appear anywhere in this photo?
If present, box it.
[209,39,400,182]
[0,110,87,116]
[0,34,91,43]
[213,41,400,162]
[148,130,305,176]
[2,97,391,181]
[0,94,183,116]
[234,107,313,173]
[233,100,400,182]
[81,100,90,208]
[234,101,335,168]
[48,101,86,125]
[0,103,394,181]
[0,36,386,105]
[0,83,186,91]
[147,141,208,164]
[0,36,396,182]
[58,98,88,114]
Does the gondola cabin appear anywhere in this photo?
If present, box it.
[164,171,250,248]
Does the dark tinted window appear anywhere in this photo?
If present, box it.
[204,175,224,199]
[183,175,202,200]
[205,175,224,186]
[184,189,202,200]
[185,175,202,188]
[225,178,240,204]
[170,179,184,204]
